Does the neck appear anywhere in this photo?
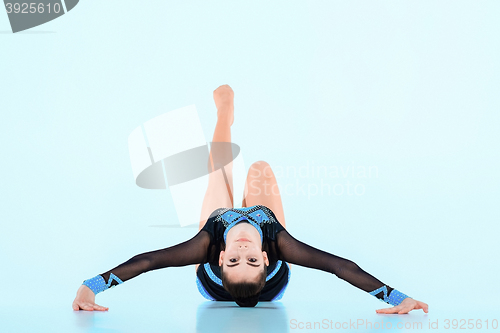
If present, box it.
[225,221,261,245]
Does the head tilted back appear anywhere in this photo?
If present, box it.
[220,264,267,307]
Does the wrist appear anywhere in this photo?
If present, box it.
[82,275,106,295]
[368,286,410,306]
[387,289,410,306]
[82,273,123,295]
[79,284,92,293]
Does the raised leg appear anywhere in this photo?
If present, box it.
[198,84,235,231]
[196,85,235,271]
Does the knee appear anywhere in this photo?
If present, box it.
[248,160,273,179]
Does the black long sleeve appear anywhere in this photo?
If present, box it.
[87,217,403,303]
[98,230,211,287]
[276,229,393,295]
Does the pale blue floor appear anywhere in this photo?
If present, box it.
[0,277,494,333]
[0,210,498,333]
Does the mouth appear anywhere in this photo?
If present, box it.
[236,238,251,242]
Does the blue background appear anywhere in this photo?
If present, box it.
[1,1,499,332]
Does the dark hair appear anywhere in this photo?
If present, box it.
[220,264,267,307]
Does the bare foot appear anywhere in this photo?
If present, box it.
[213,84,234,126]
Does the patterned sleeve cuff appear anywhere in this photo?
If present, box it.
[388,289,410,306]
[369,285,410,306]
[82,273,124,295]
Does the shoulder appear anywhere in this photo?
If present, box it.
[200,208,228,241]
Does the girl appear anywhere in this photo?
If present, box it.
[72,85,428,313]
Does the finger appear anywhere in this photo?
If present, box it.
[398,306,411,314]
[81,303,94,311]
[417,301,429,313]
[94,302,108,310]
[376,307,399,314]
[93,304,109,311]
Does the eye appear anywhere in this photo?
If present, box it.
[229,258,237,263]
[248,258,257,263]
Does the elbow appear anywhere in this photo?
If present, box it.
[334,259,361,278]
[129,254,154,273]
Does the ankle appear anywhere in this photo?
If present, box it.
[217,116,233,127]
[217,106,234,126]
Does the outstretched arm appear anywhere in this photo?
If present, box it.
[276,230,428,314]
[72,230,211,311]
[98,230,210,283]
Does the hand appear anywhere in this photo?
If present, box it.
[72,285,109,311]
[376,298,428,314]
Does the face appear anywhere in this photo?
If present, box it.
[219,222,269,283]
